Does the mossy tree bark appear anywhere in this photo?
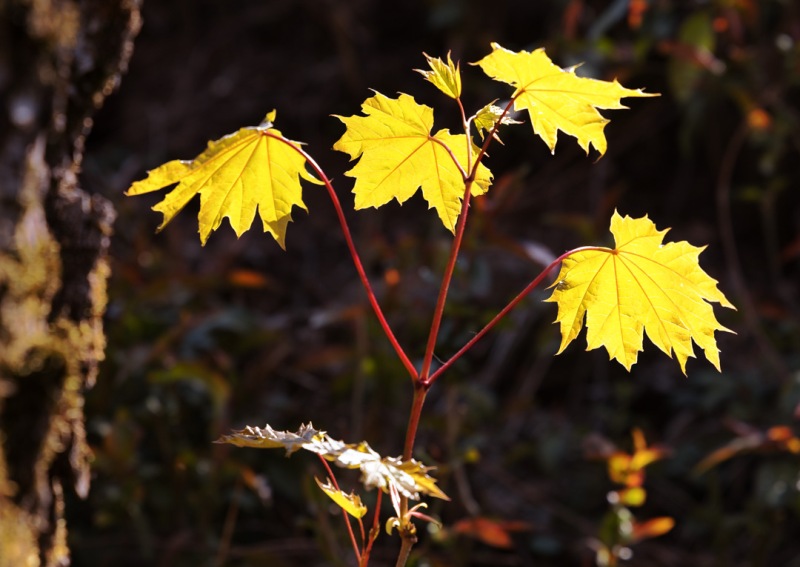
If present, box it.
[0,1,140,565]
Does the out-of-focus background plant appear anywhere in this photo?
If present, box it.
[65,1,800,565]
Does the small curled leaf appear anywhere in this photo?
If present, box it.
[315,477,367,519]
[416,51,462,99]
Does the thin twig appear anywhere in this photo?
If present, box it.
[428,246,603,385]
[716,121,790,381]
[274,134,418,381]
[318,455,362,563]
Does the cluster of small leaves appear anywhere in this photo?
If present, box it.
[592,429,674,566]
[214,423,448,507]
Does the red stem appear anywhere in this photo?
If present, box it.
[418,180,474,384]
[275,135,418,381]
[402,383,430,460]
[360,489,383,567]
[427,246,601,385]
[318,455,362,562]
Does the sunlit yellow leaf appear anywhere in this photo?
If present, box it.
[546,211,735,373]
[473,103,522,142]
[474,43,657,156]
[315,477,367,519]
[126,112,320,247]
[416,51,462,99]
[333,92,492,231]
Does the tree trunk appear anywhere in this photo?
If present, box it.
[0,1,140,565]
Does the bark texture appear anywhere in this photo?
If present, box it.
[0,1,140,565]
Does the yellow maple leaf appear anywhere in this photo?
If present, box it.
[415,51,462,99]
[474,43,657,156]
[545,212,735,373]
[473,102,522,142]
[333,92,493,231]
[315,477,368,519]
[126,111,320,247]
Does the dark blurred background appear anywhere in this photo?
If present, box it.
[73,1,800,565]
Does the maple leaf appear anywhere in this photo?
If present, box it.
[473,102,522,142]
[545,211,735,373]
[333,92,493,231]
[415,51,462,99]
[214,422,320,455]
[126,111,321,247]
[307,437,450,501]
[217,423,449,501]
[315,477,368,519]
[474,43,657,156]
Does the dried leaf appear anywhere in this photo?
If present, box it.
[214,422,319,455]
[217,423,449,501]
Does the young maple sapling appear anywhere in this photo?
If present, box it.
[127,43,734,566]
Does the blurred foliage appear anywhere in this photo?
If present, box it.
[71,0,800,565]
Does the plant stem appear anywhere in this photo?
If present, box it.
[394,534,416,567]
[359,490,383,567]
[319,455,362,563]
[278,137,418,381]
[402,383,430,460]
[419,179,474,384]
[427,246,603,385]
[392,379,431,567]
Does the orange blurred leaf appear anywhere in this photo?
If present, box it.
[695,424,800,473]
[631,517,675,542]
[228,269,271,289]
[450,517,532,549]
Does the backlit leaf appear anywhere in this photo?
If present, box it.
[315,477,367,519]
[546,211,735,373]
[126,111,321,247]
[474,43,657,156]
[333,92,492,231]
[416,51,462,99]
[473,103,522,142]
